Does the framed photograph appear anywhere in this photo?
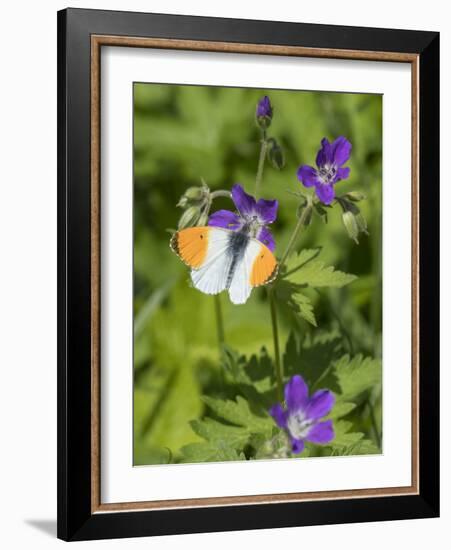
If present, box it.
[57,7,439,541]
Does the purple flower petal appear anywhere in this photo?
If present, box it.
[315,183,335,205]
[316,138,333,167]
[231,184,256,217]
[269,403,287,429]
[305,390,335,421]
[290,437,305,454]
[331,136,352,166]
[306,420,334,444]
[256,226,275,252]
[297,165,319,188]
[256,198,278,224]
[208,209,242,230]
[284,375,309,413]
[336,166,350,181]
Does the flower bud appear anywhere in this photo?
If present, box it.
[176,195,189,208]
[342,211,360,243]
[178,206,201,229]
[355,213,369,235]
[196,212,209,227]
[256,96,273,130]
[177,185,206,208]
[267,139,285,170]
[345,191,366,202]
[184,186,205,201]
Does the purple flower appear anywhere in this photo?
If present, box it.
[269,375,335,454]
[208,184,278,251]
[256,96,272,118]
[297,136,352,205]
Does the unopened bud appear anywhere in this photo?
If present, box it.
[184,186,205,201]
[197,212,209,227]
[178,206,201,229]
[342,211,359,243]
[176,196,189,208]
[355,213,369,235]
[256,96,273,130]
[267,139,285,170]
[346,191,366,202]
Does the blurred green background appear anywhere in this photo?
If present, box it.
[133,83,382,465]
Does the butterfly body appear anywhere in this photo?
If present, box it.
[171,226,278,304]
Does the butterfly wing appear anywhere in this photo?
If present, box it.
[171,226,233,295]
[171,227,278,303]
[228,238,278,305]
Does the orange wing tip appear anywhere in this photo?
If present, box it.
[253,262,279,287]
[250,245,279,287]
[170,226,210,269]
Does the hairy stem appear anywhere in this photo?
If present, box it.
[254,134,268,198]
[268,288,283,401]
[210,190,232,200]
[214,294,225,348]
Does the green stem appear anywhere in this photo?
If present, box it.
[203,190,232,219]
[268,288,283,401]
[278,210,307,271]
[214,294,225,348]
[254,134,268,198]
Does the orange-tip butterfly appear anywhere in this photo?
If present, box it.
[171,226,278,305]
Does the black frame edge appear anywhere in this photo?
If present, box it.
[57,8,68,541]
[418,32,440,516]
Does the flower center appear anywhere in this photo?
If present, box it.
[287,410,314,440]
[242,214,263,239]
[318,164,337,185]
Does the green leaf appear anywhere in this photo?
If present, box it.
[284,248,320,274]
[331,420,364,447]
[333,354,382,400]
[283,330,343,389]
[190,418,249,449]
[328,401,356,419]
[284,250,357,288]
[181,395,274,463]
[274,280,318,326]
[180,441,244,463]
[220,346,276,407]
[202,395,272,434]
[324,419,380,456]
[291,292,317,326]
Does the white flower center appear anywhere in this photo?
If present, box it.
[318,163,337,185]
[287,410,313,440]
[242,214,263,238]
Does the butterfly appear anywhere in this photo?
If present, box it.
[170,226,278,305]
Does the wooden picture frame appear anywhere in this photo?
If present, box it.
[57,7,439,541]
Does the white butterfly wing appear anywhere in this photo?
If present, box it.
[190,227,233,295]
[228,237,278,305]
[227,238,261,305]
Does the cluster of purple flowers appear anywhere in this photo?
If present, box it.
[206,96,351,453]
